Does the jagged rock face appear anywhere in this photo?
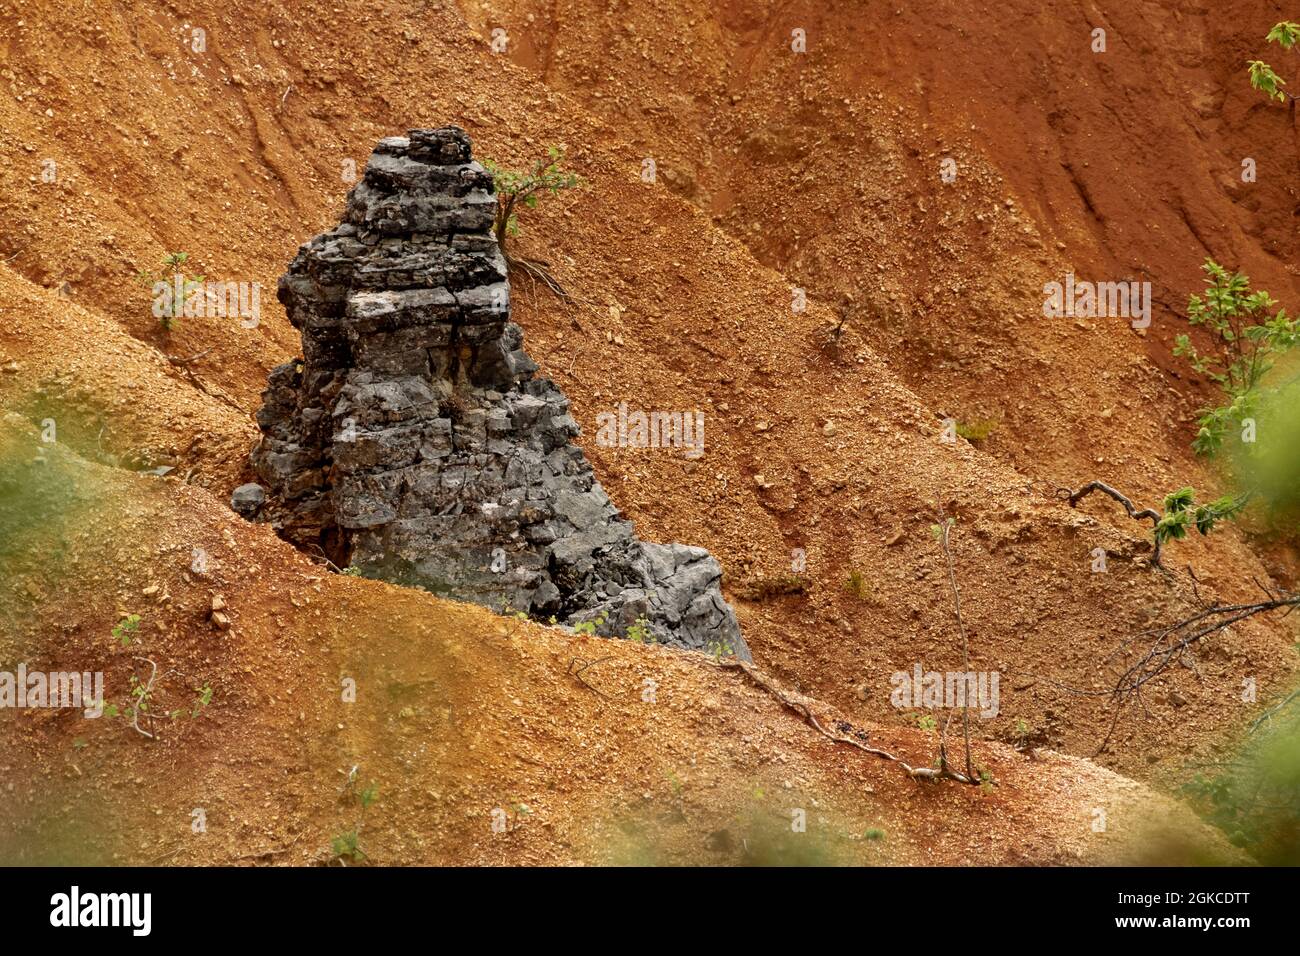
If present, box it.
[249,127,749,660]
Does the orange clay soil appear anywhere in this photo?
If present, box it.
[0,0,1294,864]
[0,416,1244,864]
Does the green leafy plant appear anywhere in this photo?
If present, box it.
[105,660,208,738]
[137,251,205,332]
[955,418,999,443]
[1237,367,1300,526]
[626,616,656,644]
[1268,21,1300,47]
[482,146,581,254]
[127,673,152,719]
[1249,60,1290,101]
[359,783,379,810]
[481,147,582,299]
[112,614,141,647]
[191,683,213,718]
[1174,260,1299,456]
[1153,486,1251,549]
[109,657,163,739]
[572,612,608,638]
[330,830,366,863]
[1248,22,1300,102]
[928,516,956,540]
[1011,717,1031,750]
[331,770,379,864]
[1178,696,1300,864]
[706,637,736,660]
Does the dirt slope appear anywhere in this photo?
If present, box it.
[0,415,1242,864]
[463,0,1300,493]
[0,0,1295,863]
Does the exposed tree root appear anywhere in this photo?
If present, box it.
[507,255,571,304]
[707,657,977,784]
[164,347,247,418]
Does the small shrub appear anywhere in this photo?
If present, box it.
[481,147,581,258]
[330,771,379,864]
[137,251,205,332]
[955,418,999,443]
[1175,259,1298,456]
[330,830,366,863]
[737,574,808,601]
[843,568,873,601]
[706,636,736,660]
[1011,717,1031,750]
[112,614,141,647]
[573,612,608,638]
[626,616,656,644]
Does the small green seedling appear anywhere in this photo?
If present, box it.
[137,251,206,332]
[112,614,141,647]
[626,616,655,644]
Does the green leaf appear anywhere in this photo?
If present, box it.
[1163,487,1196,513]
[1267,22,1300,49]
[1249,61,1288,102]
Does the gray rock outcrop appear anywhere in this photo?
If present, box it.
[248,127,749,660]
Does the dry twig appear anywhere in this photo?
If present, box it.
[934,517,976,781]
[1047,577,1300,754]
[1058,480,1164,567]
[567,656,616,699]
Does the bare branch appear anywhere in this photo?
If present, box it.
[131,657,159,740]
[935,517,976,782]
[1049,590,1300,754]
[1059,480,1164,567]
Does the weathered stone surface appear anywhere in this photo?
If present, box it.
[230,482,266,517]
[248,126,748,660]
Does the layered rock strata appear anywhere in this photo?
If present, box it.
[245,127,749,660]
